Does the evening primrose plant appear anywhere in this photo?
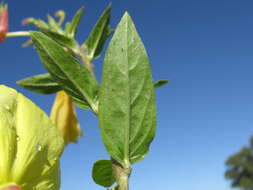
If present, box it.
[1,2,168,190]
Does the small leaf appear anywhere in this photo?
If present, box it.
[154,80,169,88]
[83,3,112,61]
[92,160,115,187]
[47,14,58,31]
[99,12,156,168]
[30,31,99,113]
[65,7,84,38]
[17,73,61,94]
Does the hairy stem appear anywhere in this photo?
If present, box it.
[112,160,131,190]
[77,47,98,115]
[6,31,30,38]
[118,175,129,190]
[78,47,95,76]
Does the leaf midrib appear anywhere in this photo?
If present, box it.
[123,16,130,167]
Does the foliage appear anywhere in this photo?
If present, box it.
[225,137,253,190]
[1,3,168,190]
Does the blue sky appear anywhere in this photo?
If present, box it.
[2,0,253,190]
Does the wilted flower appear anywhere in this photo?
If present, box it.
[0,85,64,190]
[51,90,82,144]
[0,3,8,42]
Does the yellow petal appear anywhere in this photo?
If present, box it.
[0,184,20,190]
[51,91,82,144]
[0,85,64,190]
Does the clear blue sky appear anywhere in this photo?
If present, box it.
[1,0,253,190]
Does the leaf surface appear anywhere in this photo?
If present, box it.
[30,32,98,112]
[40,29,79,53]
[99,12,156,167]
[83,3,113,61]
[92,159,115,187]
[17,73,61,94]
[65,7,84,38]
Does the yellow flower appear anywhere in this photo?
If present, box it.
[51,90,82,144]
[0,85,64,190]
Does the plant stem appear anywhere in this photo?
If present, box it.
[77,47,98,115]
[79,47,95,76]
[112,160,131,190]
[6,31,30,38]
[117,175,129,190]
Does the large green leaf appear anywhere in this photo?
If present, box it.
[92,159,115,187]
[17,73,61,94]
[30,32,99,113]
[83,3,113,61]
[99,12,156,168]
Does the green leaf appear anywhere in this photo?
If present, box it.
[17,73,61,94]
[154,80,169,88]
[47,14,59,32]
[40,29,79,53]
[65,7,84,38]
[92,159,115,187]
[0,85,64,190]
[30,31,99,113]
[99,12,156,168]
[17,73,90,110]
[83,3,113,61]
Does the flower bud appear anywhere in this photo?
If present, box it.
[0,3,8,42]
[51,91,82,144]
[55,10,65,19]
[21,17,34,25]
[55,10,65,25]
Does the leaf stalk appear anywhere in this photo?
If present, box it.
[112,160,131,190]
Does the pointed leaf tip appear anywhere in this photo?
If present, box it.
[66,6,85,38]
[123,11,130,17]
[17,73,61,94]
[122,11,132,21]
[106,2,112,10]
[154,80,169,88]
[83,3,113,61]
